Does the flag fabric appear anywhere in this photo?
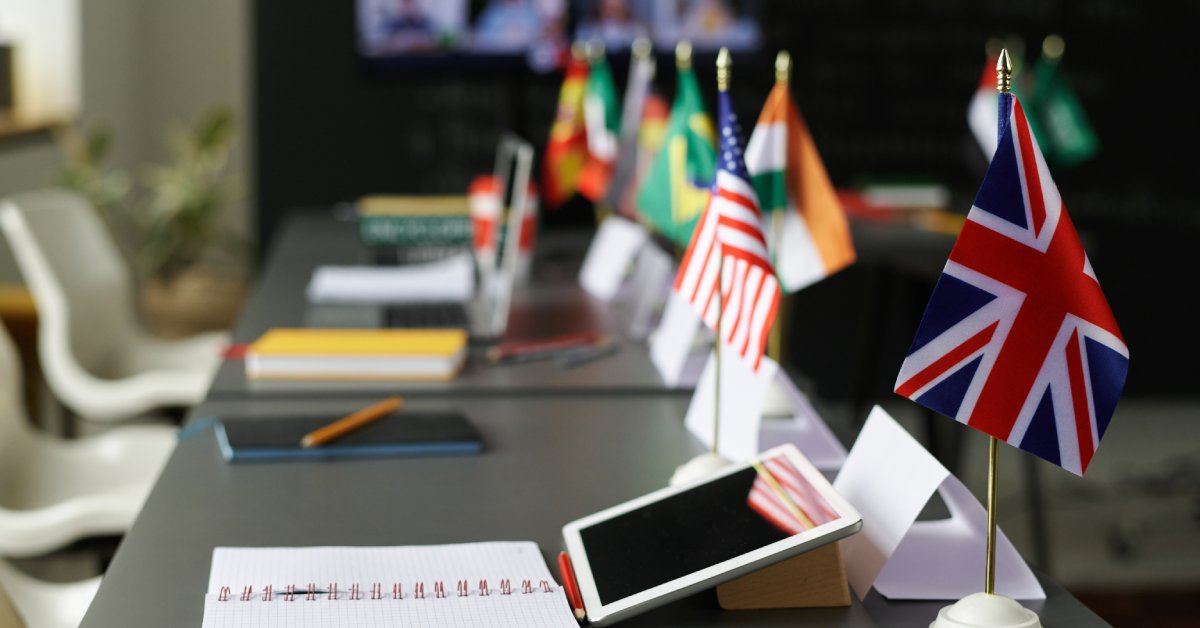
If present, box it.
[674,90,780,370]
[1026,53,1098,168]
[605,50,656,216]
[542,54,589,209]
[616,92,668,218]
[895,93,1127,476]
[576,53,621,202]
[635,63,717,245]
[745,82,856,292]
[967,56,1002,159]
[747,455,838,535]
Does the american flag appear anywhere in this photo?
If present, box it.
[895,94,1128,476]
[747,456,838,535]
[674,90,780,370]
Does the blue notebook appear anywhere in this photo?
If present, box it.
[214,412,483,462]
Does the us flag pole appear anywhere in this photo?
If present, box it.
[983,48,1014,598]
[710,48,733,456]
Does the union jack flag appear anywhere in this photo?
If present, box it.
[895,94,1127,476]
[674,90,780,370]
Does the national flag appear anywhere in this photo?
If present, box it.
[895,93,1127,476]
[747,455,838,535]
[605,46,656,217]
[967,54,1003,159]
[542,52,589,209]
[674,90,780,370]
[576,51,621,202]
[616,92,668,219]
[1026,48,1098,168]
[635,62,716,245]
[745,81,855,292]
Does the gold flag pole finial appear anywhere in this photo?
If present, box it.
[676,40,693,70]
[775,50,791,84]
[633,36,652,60]
[1043,34,1065,61]
[716,46,731,92]
[996,48,1013,94]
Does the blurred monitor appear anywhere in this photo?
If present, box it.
[356,0,762,73]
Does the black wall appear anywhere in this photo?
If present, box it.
[254,0,1193,396]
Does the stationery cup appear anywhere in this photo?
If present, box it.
[468,175,539,283]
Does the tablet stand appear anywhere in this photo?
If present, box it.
[716,542,850,609]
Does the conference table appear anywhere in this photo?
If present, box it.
[79,209,1107,626]
[205,211,693,400]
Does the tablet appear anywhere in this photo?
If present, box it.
[562,444,862,625]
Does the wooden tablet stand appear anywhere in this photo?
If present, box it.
[716,542,850,609]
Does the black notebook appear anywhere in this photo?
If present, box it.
[214,412,483,462]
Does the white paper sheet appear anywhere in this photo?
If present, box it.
[622,243,674,341]
[306,254,474,304]
[648,291,702,387]
[578,216,648,301]
[683,347,779,461]
[833,407,1044,601]
[757,372,848,471]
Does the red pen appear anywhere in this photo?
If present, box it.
[557,551,585,621]
[486,332,602,364]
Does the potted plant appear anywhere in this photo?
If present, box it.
[57,105,248,337]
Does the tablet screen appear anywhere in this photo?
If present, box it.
[578,455,840,604]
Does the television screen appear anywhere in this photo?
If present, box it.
[356,0,763,73]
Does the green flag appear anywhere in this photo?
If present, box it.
[634,65,716,246]
[577,54,621,202]
[1028,53,1099,168]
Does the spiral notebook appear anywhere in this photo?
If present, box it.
[201,542,576,628]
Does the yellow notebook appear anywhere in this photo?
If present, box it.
[246,329,468,381]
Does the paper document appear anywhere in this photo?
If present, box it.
[306,254,474,304]
[833,407,1044,601]
[202,542,576,628]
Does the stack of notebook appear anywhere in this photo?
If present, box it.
[245,328,468,381]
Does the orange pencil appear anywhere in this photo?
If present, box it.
[300,396,404,448]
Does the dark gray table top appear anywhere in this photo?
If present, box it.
[207,211,688,399]
[80,396,1106,627]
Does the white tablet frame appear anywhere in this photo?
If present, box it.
[562,443,862,626]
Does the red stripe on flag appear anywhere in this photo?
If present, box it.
[742,267,767,356]
[1013,100,1047,237]
[717,214,769,248]
[1065,329,1095,473]
[896,321,999,398]
[716,186,761,216]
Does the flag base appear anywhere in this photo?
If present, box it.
[930,592,1041,628]
[669,452,731,486]
[760,375,793,417]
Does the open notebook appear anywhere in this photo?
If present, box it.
[202,542,576,628]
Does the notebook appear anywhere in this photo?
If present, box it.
[245,329,468,381]
[214,412,483,462]
[305,253,475,304]
[201,542,577,628]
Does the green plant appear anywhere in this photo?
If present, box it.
[56,104,244,283]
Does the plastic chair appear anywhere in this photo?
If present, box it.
[0,189,229,422]
[0,323,175,558]
[0,560,98,628]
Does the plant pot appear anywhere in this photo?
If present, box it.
[140,266,247,338]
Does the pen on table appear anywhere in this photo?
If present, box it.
[556,338,619,369]
[486,331,603,364]
[299,396,404,448]
[557,551,586,621]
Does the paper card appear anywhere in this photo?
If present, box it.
[874,475,1045,600]
[757,372,848,471]
[683,347,779,461]
[649,291,703,387]
[579,215,649,301]
[833,406,1044,601]
[623,243,675,341]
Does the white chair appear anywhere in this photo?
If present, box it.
[0,560,99,628]
[0,323,176,558]
[0,189,229,422]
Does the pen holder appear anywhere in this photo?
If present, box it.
[715,542,850,609]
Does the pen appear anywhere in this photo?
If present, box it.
[556,338,619,369]
[300,396,404,448]
[557,551,585,621]
[486,331,603,364]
